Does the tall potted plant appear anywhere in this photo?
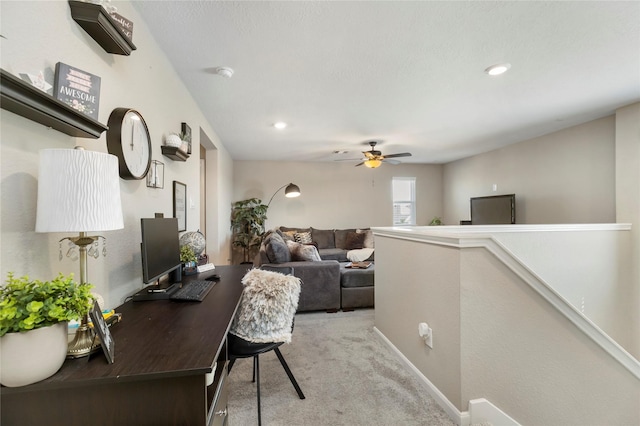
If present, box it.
[231,198,268,263]
[0,272,93,387]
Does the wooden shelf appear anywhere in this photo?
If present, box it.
[161,146,190,161]
[0,69,108,138]
[69,1,137,56]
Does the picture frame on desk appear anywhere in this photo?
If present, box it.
[173,181,187,231]
[89,300,115,364]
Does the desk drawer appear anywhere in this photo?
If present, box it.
[207,366,228,426]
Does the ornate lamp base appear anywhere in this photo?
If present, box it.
[67,314,101,358]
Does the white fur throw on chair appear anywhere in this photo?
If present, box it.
[230,268,301,343]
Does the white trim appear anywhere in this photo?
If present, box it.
[373,326,470,426]
[469,398,520,426]
[372,226,640,380]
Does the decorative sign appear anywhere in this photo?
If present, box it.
[181,122,192,154]
[89,300,115,364]
[54,62,101,120]
[109,12,134,42]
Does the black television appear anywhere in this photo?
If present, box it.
[470,194,516,225]
[140,217,181,285]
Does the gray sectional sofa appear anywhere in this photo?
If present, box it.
[255,227,375,312]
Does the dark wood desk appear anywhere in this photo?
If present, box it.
[0,264,250,426]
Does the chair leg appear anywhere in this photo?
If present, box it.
[274,347,306,400]
[227,358,236,373]
[254,355,262,426]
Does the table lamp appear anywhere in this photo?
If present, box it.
[35,147,124,358]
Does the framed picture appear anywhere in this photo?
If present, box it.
[181,122,192,154]
[173,181,187,231]
[89,300,115,364]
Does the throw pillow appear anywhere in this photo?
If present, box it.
[229,268,301,343]
[294,231,312,244]
[287,240,322,261]
[356,228,374,248]
[264,232,291,263]
[344,231,366,250]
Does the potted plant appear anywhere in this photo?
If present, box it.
[0,272,93,387]
[180,245,198,275]
[230,198,268,264]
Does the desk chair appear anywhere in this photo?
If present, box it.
[227,266,305,425]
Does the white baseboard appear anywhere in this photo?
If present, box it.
[373,326,470,426]
[469,398,520,426]
[373,327,521,426]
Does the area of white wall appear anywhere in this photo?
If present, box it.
[374,228,639,425]
[233,161,443,230]
[0,1,233,308]
[442,116,616,225]
[615,102,640,357]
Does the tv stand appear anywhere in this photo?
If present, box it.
[1,265,250,426]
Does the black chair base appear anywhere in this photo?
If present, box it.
[228,335,305,425]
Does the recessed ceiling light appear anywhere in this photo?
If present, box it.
[484,63,511,76]
[213,66,234,78]
[273,122,287,129]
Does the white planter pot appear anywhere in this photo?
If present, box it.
[0,322,68,387]
[165,134,183,148]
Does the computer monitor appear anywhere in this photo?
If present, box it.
[470,194,516,225]
[140,217,181,285]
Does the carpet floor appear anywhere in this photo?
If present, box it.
[227,309,455,425]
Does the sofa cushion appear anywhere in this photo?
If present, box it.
[311,227,335,249]
[287,240,322,261]
[345,231,366,250]
[318,248,348,262]
[264,232,291,263]
[334,229,356,249]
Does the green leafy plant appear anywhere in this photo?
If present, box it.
[0,273,93,337]
[180,245,197,264]
[429,216,443,226]
[231,198,268,263]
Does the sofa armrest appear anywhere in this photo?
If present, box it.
[261,260,341,312]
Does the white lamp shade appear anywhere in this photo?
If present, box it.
[36,149,124,233]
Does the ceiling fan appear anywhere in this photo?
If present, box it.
[352,141,412,168]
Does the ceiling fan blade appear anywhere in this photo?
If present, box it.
[383,152,412,159]
[355,161,365,167]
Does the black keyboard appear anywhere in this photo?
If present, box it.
[170,280,216,302]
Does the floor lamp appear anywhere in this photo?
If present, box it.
[266,183,301,208]
[35,147,124,358]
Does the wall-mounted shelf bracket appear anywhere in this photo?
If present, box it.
[1,69,108,138]
[69,0,137,56]
[161,146,190,162]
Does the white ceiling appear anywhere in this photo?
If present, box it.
[132,1,640,164]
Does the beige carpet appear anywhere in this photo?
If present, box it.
[227,309,455,425]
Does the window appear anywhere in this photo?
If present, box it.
[392,177,416,226]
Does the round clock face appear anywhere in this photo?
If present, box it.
[107,108,152,180]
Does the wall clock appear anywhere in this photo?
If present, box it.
[106,108,152,180]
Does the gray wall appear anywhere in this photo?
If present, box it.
[233,161,443,228]
[443,116,616,225]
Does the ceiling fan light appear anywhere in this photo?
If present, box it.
[364,159,382,169]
